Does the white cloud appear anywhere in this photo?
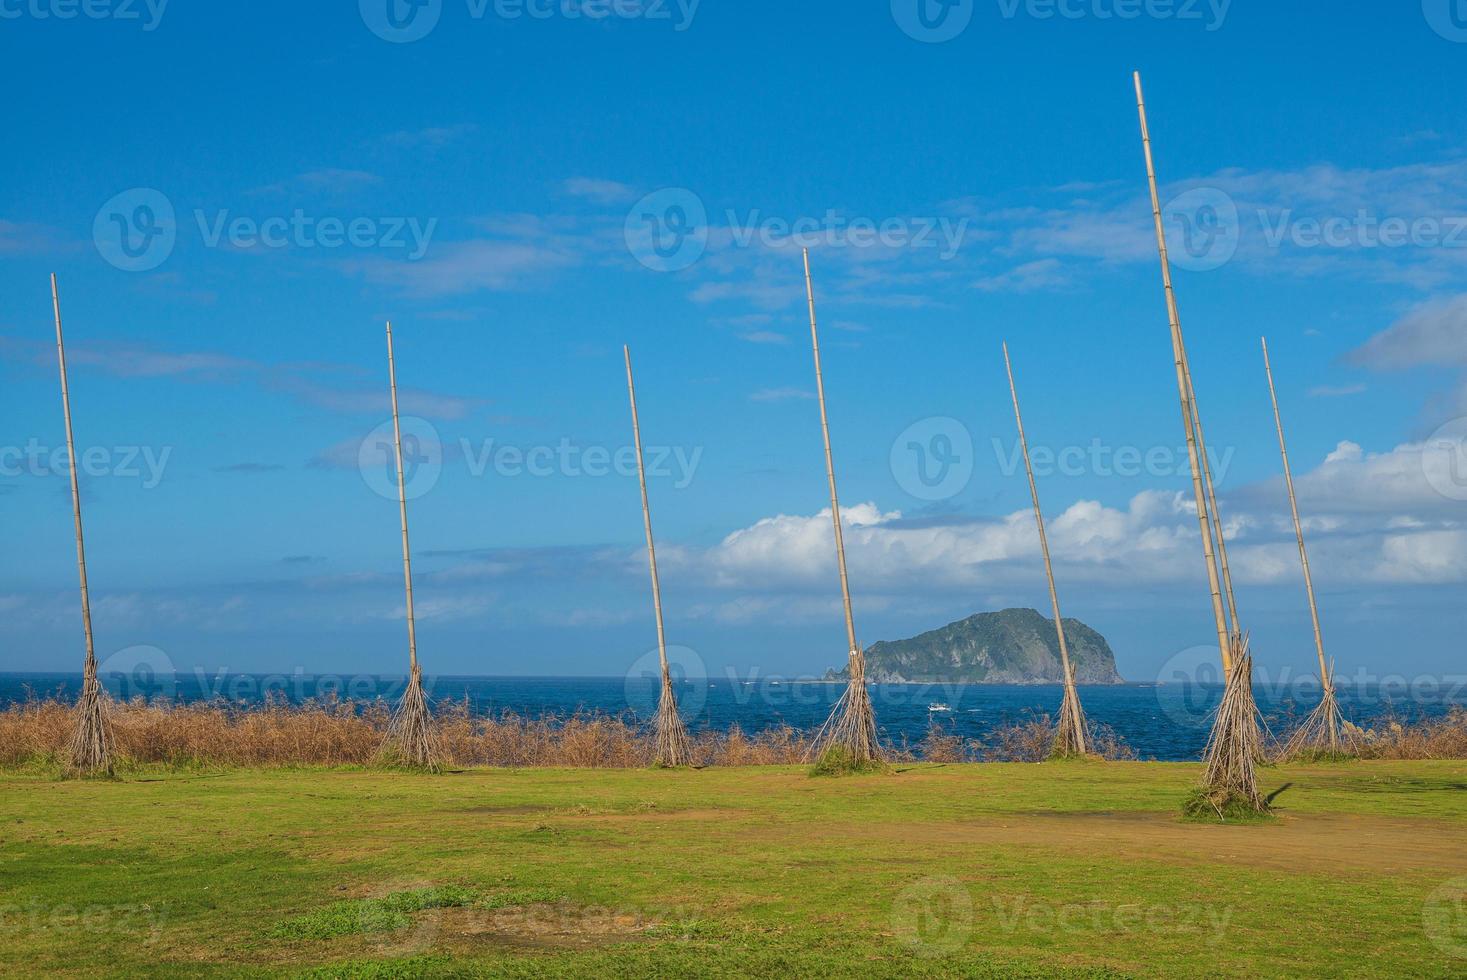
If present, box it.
[1349,294,1467,369]
[560,177,637,205]
[975,258,1070,293]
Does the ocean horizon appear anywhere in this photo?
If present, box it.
[4,670,1461,763]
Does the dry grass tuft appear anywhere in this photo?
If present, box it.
[807,658,882,766]
[3,696,1460,771]
[1351,707,1467,760]
[1197,642,1266,815]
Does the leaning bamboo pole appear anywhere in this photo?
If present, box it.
[1002,342,1089,758]
[624,345,693,767]
[1134,72,1264,812]
[1263,338,1352,757]
[1183,356,1241,637]
[802,249,881,766]
[1133,74,1232,674]
[52,274,113,776]
[379,321,438,769]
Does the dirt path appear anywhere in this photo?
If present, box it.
[831,811,1467,877]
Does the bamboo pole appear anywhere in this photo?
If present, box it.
[1262,338,1331,694]
[53,273,113,775]
[624,345,692,766]
[625,346,670,681]
[380,321,436,767]
[802,248,880,765]
[1183,357,1241,635]
[1003,342,1088,756]
[1133,71,1232,672]
[803,248,859,663]
[52,275,97,677]
[385,321,418,671]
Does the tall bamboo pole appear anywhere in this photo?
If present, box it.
[803,248,859,663]
[53,273,113,774]
[624,346,692,766]
[1003,342,1088,756]
[802,248,879,764]
[52,275,97,677]
[386,321,418,671]
[1262,338,1331,694]
[1133,71,1232,672]
[380,321,436,767]
[625,346,670,681]
[1183,357,1241,635]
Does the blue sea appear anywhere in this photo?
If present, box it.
[2,671,1461,762]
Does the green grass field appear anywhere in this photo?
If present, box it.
[3,760,1465,977]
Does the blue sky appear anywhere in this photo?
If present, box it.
[2,1,1466,686]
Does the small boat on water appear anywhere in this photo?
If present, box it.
[928,702,950,713]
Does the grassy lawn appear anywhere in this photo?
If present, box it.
[2,760,1465,977]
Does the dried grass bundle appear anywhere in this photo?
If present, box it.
[1277,683,1358,761]
[66,656,114,777]
[379,664,440,770]
[653,672,693,768]
[1193,640,1267,817]
[808,656,882,772]
[1053,682,1089,759]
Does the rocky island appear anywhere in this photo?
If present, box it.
[828,608,1125,685]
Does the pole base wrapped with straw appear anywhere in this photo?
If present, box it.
[1186,637,1267,819]
[1279,683,1357,761]
[380,663,440,771]
[1051,683,1089,759]
[809,654,883,774]
[653,671,693,768]
[67,655,114,777]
